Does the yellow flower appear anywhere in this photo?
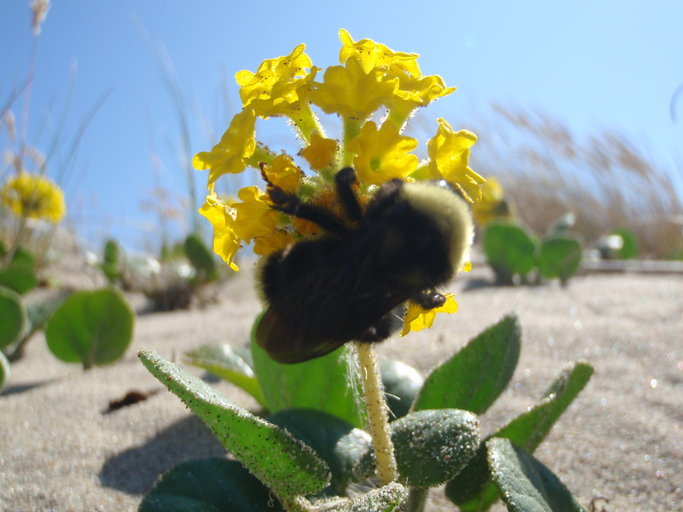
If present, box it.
[400,293,458,336]
[347,121,418,185]
[193,108,256,186]
[472,177,514,227]
[235,44,317,118]
[309,57,398,119]
[230,186,280,242]
[427,118,485,203]
[198,195,240,271]
[253,229,293,256]
[300,132,338,171]
[393,72,455,113]
[262,154,303,193]
[337,30,453,124]
[1,172,65,223]
[338,29,421,77]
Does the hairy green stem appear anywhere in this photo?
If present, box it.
[355,341,397,485]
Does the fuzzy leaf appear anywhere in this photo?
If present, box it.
[184,343,266,407]
[320,483,406,512]
[139,349,330,497]
[358,409,480,487]
[269,409,372,496]
[45,288,134,368]
[446,362,593,511]
[487,438,588,512]
[251,314,363,427]
[380,358,423,420]
[139,458,282,512]
[413,315,520,414]
[0,285,26,349]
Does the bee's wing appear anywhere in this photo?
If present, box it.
[255,306,348,363]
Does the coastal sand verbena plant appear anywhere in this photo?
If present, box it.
[139,30,594,512]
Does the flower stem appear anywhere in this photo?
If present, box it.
[341,117,362,167]
[355,341,397,485]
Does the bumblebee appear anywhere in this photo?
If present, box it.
[256,167,473,363]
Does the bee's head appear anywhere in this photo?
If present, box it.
[400,181,474,279]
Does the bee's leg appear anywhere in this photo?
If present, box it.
[412,289,447,310]
[357,307,404,343]
[335,167,364,223]
[267,185,350,237]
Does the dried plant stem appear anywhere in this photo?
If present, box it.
[355,341,397,485]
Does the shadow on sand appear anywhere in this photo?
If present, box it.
[99,415,225,495]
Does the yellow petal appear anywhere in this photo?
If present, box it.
[400,294,458,336]
[300,132,338,171]
[427,119,485,202]
[347,121,418,185]
[198,195,240,271]
[262,154,303,193]
[236,44,317,118]
[193,108,256,185]
[309,57,398,119]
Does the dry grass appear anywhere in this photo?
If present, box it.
[469,103,683,259]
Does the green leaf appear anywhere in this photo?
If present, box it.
[359,409,480,487]
[184,344,266,407]
[45,288,134,369]
[139,458,282,512]
[25,290,70,336]
[379,358,423,420]
[103,239,121,265]
[446,362,593,511]
[613,228,638,260]
[0,248,38,295]
[100,239,123,284]
[497,362,593,452]
[487,438,588,512]
[251,313,363,427]
[269,409,372,496]
[0,285,26,349]
[483,223,538,284]
[0,350,10,393]
[538,237,582,285]
[184,234,217,282]
[324,483,406,512]
[139,349,330,497]
[413,315,520,414]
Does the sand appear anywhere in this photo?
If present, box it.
[1,266,681,512]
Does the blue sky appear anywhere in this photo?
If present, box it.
[2,1,682,251]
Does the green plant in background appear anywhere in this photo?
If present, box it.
[482,221,583,286]
[595,228,639,260]
[137,31,595,512]
[142,233,220,311]
[474,178,583,286]
[99,239,125,286]
[45,288,134,370]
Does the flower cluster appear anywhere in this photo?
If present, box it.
[1,172,65,223]
[195,30,483,333]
